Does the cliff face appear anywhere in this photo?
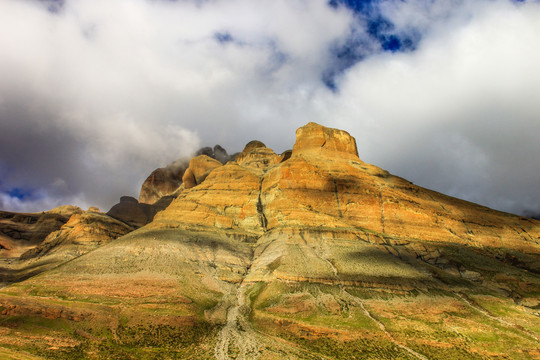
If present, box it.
[153,122,538,255]
[0,123,539,360]
[138,145,235,204]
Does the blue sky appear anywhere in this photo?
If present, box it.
[0,0,539,217]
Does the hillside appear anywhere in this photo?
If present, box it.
[0,122,539,360]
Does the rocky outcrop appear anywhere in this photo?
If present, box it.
[149,123,540,255]
[182,155,223,189]
[292,122,359,159]
[195,144,233,164]
[150,140,287,235]
[138,160,189,204]
[106,195,176,229]
[1,208,133,285]
[107,196,152,228]
[0,206,82,258]
[235,141,281,170]
[139,145,236,204]
[20,210,132,262]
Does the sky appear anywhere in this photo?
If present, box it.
[0,0,539,217]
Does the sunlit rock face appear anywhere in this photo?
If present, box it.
[182,155,224,189]
[1,123,539,360]
[292,121,359,159]
[138,145,235,204]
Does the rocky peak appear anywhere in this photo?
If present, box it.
[196,144,233,164]
[236,141,281,171]
[138,161,188,204]
[107,196,151,228]
[182,155,223,189]
[292,122,359,159]
[138,145,235,204]
[241,140,266,153]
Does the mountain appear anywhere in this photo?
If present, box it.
[0,122,539,360]
[0,206,133,286]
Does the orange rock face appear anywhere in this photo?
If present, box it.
[182,155,223,189]
[292,122,359,159]
[151,140,282,235]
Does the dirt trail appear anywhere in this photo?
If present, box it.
[456,292,539,342]
[214,283,260,360]
[306,234,430,360]
[351,295,430,360]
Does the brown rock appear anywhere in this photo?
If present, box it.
[107,196,151,228]
[47,205,84,218]
[138,157,189,205]
[0,207,79,258]
[292,122,359,159]
[242,140,267,153]
[21,210,133,262]
[139,145,234,204]
[280,150,293,162]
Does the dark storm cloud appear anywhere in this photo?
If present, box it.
[0,0,538,217]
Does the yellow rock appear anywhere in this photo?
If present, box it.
[182,155,223,189]
[292,122,359,159]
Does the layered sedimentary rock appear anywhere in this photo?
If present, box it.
[1,208,133,285]
[138,160,188,204]
[0,122,539,360]
[0,206,81,259]
[182,155,224,189]
[139,145,235,204]
[20,210,133,262]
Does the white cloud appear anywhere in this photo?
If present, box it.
[323,0,540,214]
[0,0,353,211]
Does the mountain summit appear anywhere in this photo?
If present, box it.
[1,123,539,359]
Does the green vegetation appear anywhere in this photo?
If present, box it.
[0,311,216,360]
